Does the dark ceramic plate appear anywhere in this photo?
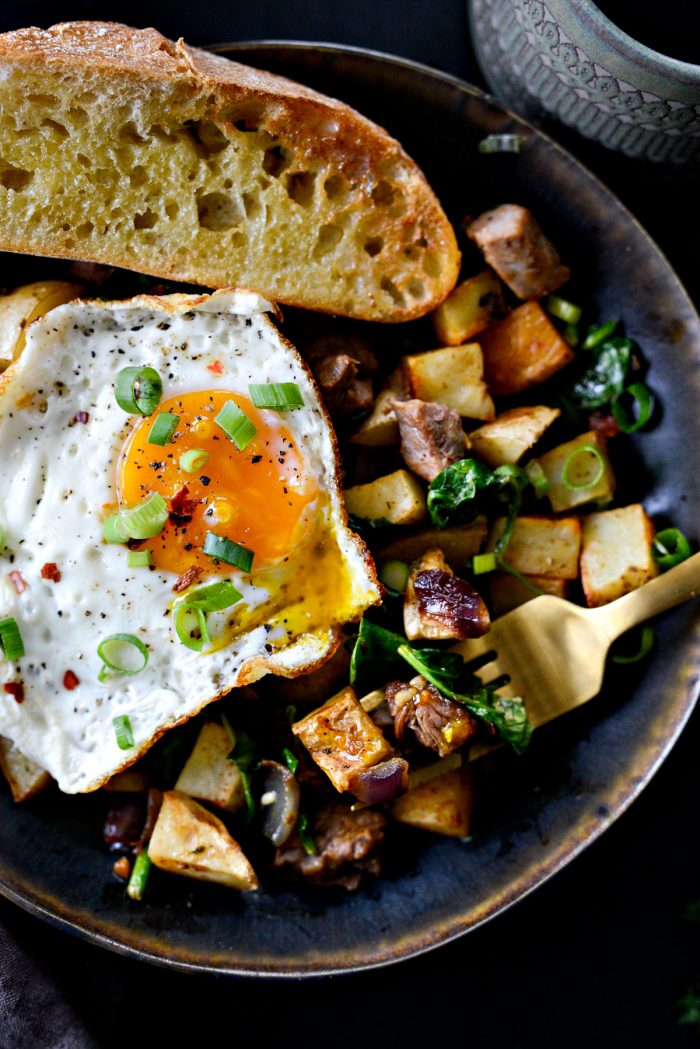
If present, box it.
[1,43,699,977]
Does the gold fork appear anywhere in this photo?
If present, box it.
[453,551,700,735]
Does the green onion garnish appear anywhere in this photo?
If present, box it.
[611,625,655,665]
[525,460,551,498]
[0,617,25,661]
[179,448,209,474]
[174,603,211,652]
[114,366,163,416]
[582,319,618,350]
[248,382,305,411]
[298,811,317,855]
[478,133,522,154]
[282,747,299,774]
[545,296,582,325]
[215,400,257,451]
[561,444,605,491]
[473,552,497,575]
[203,532,254,573]
[148,412,179,447]
[563,324,579,348]
[113,714,135,750]
[652,528,692,570]
[181,580,243,613]
[379,560,410,594]
[98,634,149,677]
[103,493,168,544]
[127,850,152,901]
[127,549,152,568]
[611,383,654,434]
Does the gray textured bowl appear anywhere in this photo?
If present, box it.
[469,0,700,162]
[1,42,700,976]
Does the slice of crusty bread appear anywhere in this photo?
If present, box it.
[0,22,460,322]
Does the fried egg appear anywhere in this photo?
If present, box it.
[0,288,380,792]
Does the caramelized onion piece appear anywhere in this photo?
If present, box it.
[347,756,409,804]
[414,569,490,638]
[259,760,301,846]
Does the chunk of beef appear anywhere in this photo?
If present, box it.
[306,333,378,418]
[468,204,570,300]
[274,801,386,890]
[394,398,466,482]
[385,679,478,757]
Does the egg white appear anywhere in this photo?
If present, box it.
[0,289,379,793]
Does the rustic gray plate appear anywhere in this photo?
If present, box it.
[1,42,699,976]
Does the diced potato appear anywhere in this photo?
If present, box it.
[489,572,569,617]
[391,766,474,837]
[536,430,615,512]
[404,548,457,641]
[488,515,582,579]
[433,269,507,345]
[580,504,658,607]
[406,752,462,789]
[292,686,393,793]
[344,469,427,526]
[0,737,51,802]
[174,722,243,813]
[0,281,84,367]
[378,518,488,567]
[478,301,575,395]
[403,344,495,421]
[148,791,259,890]
[349,388,400,446]
[103,769,150,792]
[468,406,560,468]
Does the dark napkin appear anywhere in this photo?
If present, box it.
[0,916,98,1049]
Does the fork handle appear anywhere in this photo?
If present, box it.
[593,550,700,640]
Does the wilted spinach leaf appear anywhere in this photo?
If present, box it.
[349,618,406,693]
[565,337,632,410]
[427,458,528,556]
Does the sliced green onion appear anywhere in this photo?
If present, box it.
[582,319,618,350]
[473,552,497,575]
[297,811,317,855]
[147,412,179,447]
[179,448,209,474]
[546,295,582,325]
[282,746,299,774]
[248,382,305,411]
[611,383,654,434]
[563,324,579,347]
[174,603,211,652]
[215,400,257,451]
[379,560,410,594]
[525,460,551,498]
[103,513,130,544]
[0,617,25,661]
[98,634,149,676]
[182,580,242,612]
[203,532,254,573]
[498,559,546,596]
[113,714,135,750]
[652,528,692,570]
[561,444,605,491]
[103,493,168,545]
[127,850,152,901]
[611,626,655,665]
[478,133,522,154]
[127,549,152,568]
[114,366,162,416]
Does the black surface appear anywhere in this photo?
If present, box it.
[1,3,700,1045]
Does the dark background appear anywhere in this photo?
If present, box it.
[1,3,699,1046]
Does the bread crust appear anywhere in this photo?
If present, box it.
[0,23,460,322]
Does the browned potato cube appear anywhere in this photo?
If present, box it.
[0,737,51,802]
[403,344,495,420]
[344,469,427,526]
[489,572,569,617]
[488,515,582,579]
[478,301,574,395]
[378,519,488,568]
[468,405,560,468]
[148,791,259,890]
[174,722,244,813]
[580,504,658,607]
[292,686,393,793]
[391,766,474,837]
[536,430,615,512]
[349,388,400,447]
[433,269,507,345]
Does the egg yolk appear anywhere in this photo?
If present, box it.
[118,389,317,576]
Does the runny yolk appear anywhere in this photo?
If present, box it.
[117,389,317,576]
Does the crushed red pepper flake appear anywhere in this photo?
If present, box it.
[3,682,24,703]
[41,562,62,583]
[63,670,80,691]
[207,360,224,375]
